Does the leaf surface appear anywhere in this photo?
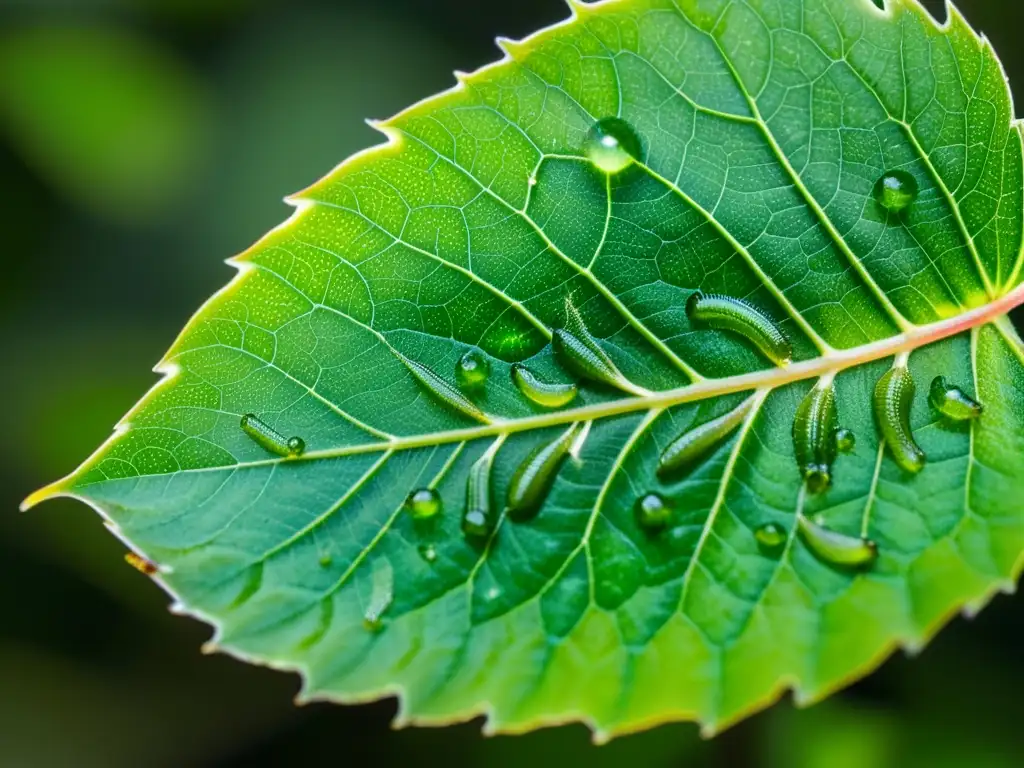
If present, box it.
[27,0,1024,740]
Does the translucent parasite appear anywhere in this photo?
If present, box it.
[657,396,756,478]
[511,364,578,408]
[797,515,877,569]
[240,414,306,457]
[506,424,582,522]
[687,292,793,366]
[929,376,983,422]
[792,380,838,494]
[552,300,643,395]
[463,440,501,539]
[402,357,490,424]
[873,365,926,474]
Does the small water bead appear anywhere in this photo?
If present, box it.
[405,488,442,520]
[930,376,983,421]
[793,381,838,494]
[834,428,857,454]
[584,117,643,174]
[363,559,394,633]
[418,544,438,564]
[657,396,756,478]
[797,515,878,569]
[754,523,787,551]
[455,349,490,392]
[511,364,578,408]
[240,414,306,458]
[687,292,792,366]
[318,554,333,568]
[635,493,672,533]
[553,300,641,395]
[874,365,926,474]
[873,170,919,214]
[506,424,582,522]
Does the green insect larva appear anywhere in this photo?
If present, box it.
[240,414,306,457]
[792,380,839,494]
[463,442,499,540]
[797,515,878,569]
[874,365,926,474]
[506,424,581,522]
[929,376,983,422]
[687,292,793,366]
[402,357,490,424]
[511,364,578,408]
[362,558,394,633]
[552,300,643,395]
[657,396,756,478]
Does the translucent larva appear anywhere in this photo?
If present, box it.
[873,365,926,474]
[657,396,756,478]
[402,357,490,424]
[792,381,838,494]
[362,559,394,633]
[511,364,578,408]
[552,300,642,395]
[687,292,793,366]
[463,443,499,540]
[240,414,306,457]
[797,515,877,569]
[929,376,983,422]
[506,424,581,522]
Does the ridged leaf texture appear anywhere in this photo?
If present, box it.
[26,0,1024,741]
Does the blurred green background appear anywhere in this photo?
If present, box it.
[3,0,1024,765]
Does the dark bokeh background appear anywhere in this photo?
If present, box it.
[3,1,1024,765]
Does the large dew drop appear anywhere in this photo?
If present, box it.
[873,170,919,213]
[506,424,581,522]
[797,515,877,569]
[635,493,672,533]
[584,117,642,174]
[240,414,306,458]
[929,376,983,422]
[511,364,577,408]
[834,428,857,454]
[874,365,926,474]
[405,488,442,520]
[455,349,491,392]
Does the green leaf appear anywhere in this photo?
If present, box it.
[26,0,1024,740]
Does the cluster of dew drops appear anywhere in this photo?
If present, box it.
[229,118,985,626]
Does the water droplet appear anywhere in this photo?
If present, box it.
[485,586,502,602]
[553,299,642,395]
[318,554,333,568]
[528,175,538,186]
[797,515,877,569]
[463,440,499,540]
[792,381,838,494]
[511,364,578,408]
[687,292,792,366]
[455,349,490,391]
[584,117,643,174]
[755,523,787,551]
[834,428,857,453]
[658,396,757,478]
[418,544,438,564]
[634,493,672,533]
[507,424,581,522]
[240,414,306,457]
[873,170,919,213]
[401,356,490,423]
[405,488,442,520]
[929,376,983,421]
[874,365,926,473]
[363,559,394,632]
[125,552,158,575]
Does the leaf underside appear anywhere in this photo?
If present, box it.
[28,0,1024,741]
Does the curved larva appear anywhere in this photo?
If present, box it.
[506,423,581,522]
[792,380,838,494]
[657,395,756,478]
[552,301,641,395]
[687,292,793,366]
[797,515,877,569]
[511,364,578,408]
[873,365,926,474]
[463,442,499,539]
[402,357,491,424]
[929,376,983,421]
[240,414,306,457]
